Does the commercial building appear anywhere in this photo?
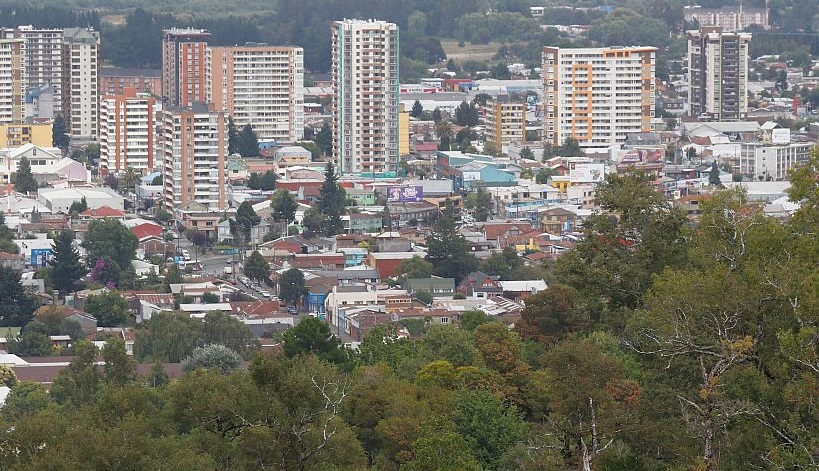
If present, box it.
[739,139,814,181]
[542,46,656,152]
[158,102,227,211]
[99,87,156,174]
[207,44,304,143]
[0,123,52,147]
[62,28,100,138]
[485,97,526,148]
[687,27,751,121]
[332,19,400,175]
[0,26,64,118]
[162,28,211,107]
[0,39,26,124]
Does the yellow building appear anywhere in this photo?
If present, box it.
[0,123,53,148]
[399,104,410,155]
[485,98,526,147]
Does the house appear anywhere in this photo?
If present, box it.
[347,212,383,234]
[367,252,426,279]
[481,221,534,249]
[404,278,456,297]
[324,284,379,331]
[457,271,503,299]
[175,201,221,238]
[0,252,25,271]
[346,308,393,341]
[539,207,581,234]
[131,222,172,257]
[34,305,97,334]
[390,307,460,327]
[498,280,548,302]
[79,206,126,221]
[289,253,347,270]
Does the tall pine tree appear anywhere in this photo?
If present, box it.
[52,115,70,150]
[238,124,259,157]
[317,162,346,236]
[14,157,39,194]
[49,230,87,296]
[228,116,240,155]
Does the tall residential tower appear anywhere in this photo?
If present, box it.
[331,19,399,175]
[687,27,751,121]
[62,27,100,138]
[162,28,210,107]
[542,46,656,152]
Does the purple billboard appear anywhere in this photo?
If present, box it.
[387,186,424,203]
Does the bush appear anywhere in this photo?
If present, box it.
[182,344,243,374]
[0,364,18,387]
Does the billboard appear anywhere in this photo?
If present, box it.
[771,128,791,145]
[387,186,424,203]
[569,163,605,183]
[30,248,52,268]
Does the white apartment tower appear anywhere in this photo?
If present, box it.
[0,26,64,118]
[99,87,156,175]
[542,46,656,152]
[0,39,26,124]
[62,27,100,139]
[687,27,751,121]
[207,44,304,143]
[332,19,399,175]
[158,103,227,211]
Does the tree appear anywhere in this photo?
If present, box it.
[395,255,434,282]
[228,116,240,155]
[6,330,53,356]
[454,101,480,126]
[0,267,38,327]
[519,147,534,160]
[84,290,130,327]
[459,310,495,331]
[283,316,347,365]
[0,363,17,387]
[516,284,586,344]
[14,157,38,194]
[82,218,138,273]
[248,170,277,191]
[472,187,493,222]
[133,311,202,363]
[436,120,455,150]
[302,207,326,239]
[69,197,88,214]
[426,211,478,283]
[279,268,306,306]
[200,292,219,303]
[50,340,101,407]
[52,115,70,150]
[182,344,243,374]
[151,174,163,186]
[708,161,722,186]
[238,123,259,157]
[535,167,554,184]
[317,162,346,236]
[202,311,260,359]
[235,201,260,243]
[314,120,332,156]
[60,318,85,341]
[104,173,119,190]
[555,136,583,156]
[411,100,423,118]
[120,167,140,191]
[414,290,433,305]
[271,189,298,228]
[243,250,269,281]
[48,229,86,296]
[432,107,442,123]
[402,419,484,471]
[101,337,136,386]
[453,389,525,468]
[0,381,52,422]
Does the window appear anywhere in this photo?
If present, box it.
[440,317,449,324]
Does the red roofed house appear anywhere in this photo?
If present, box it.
[131,222,172,257]
[80,206,126,221]
[481,222,533,249]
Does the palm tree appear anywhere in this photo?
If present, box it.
[120,167,140,191]
[435,120,455,151]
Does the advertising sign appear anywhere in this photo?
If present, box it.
[569,163,605,183]
[387,186,424,203]
[771,128,791,145]
[30,248,52,268]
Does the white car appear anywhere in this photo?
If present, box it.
[260,290,271,299]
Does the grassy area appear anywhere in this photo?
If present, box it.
[441,40,503,64]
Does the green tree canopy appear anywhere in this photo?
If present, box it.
[48,229,86,295]
[283,316,347,365]
[279,268,306,306]
[14,157,38,194]
[317,162,346,236]
[82,218,138,273]
[237,123,259,157]
[84,290,130,327]
[243,250,269,281]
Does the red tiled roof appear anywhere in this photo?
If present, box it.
[0,252,23,260]
[482,222,533,241]
[131,222,164,240]
[81,206,126,218]
[231,300,282,318]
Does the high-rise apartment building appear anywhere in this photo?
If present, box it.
[99,87,156,175]
[158,103,227,211]
[687,27,751,121]
[332,19,399,175]
[162,28,210,107]
[542,46,656,152]
[207,44,304,143]
[62,27,99,139]
[0,39,26,124]
[0,26,63,118]
[485,97,527,148]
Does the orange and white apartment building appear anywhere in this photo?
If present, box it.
[207,44,304,144]
[542,46,656,153]
[162,28,210,107]
[98,87,156,174]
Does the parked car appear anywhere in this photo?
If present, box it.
[287,305,297,315]
[260,290,271,298]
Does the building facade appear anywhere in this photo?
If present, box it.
[332,19,399,175]
[99,67,162,96]
[740,141,814,181]
[683,6,769,31]
[207,44,304,143]
[687,27,751,122]
[542,46,656,152]
[485,97,526,148]
[0,123,51,147]
[158,103,227,211]
[99,87,156,175]
[0,26,64,118]
[62,28,99,138]
[162,28,210,107]
[0,39,26,124]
